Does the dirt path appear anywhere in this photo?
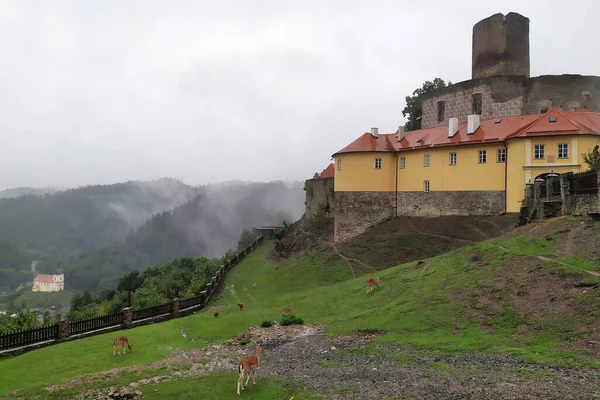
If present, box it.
[535,256,600,277]
[322,239,377,275]
[407,227,477,244]
[60,323,600,400]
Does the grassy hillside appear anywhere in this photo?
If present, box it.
[1,216,600,399]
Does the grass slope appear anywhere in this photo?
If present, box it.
[1,217,599,399]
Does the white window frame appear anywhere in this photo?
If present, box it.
[534,144,545,159]
[337,159,342,170]
[424,180,430,192]
[424,154,430,167]
[449,152,457,165]
[558,143,569,159]
[399,157,406,169]
[375,158,382,169]
[497,148,506,163]
[478,150,487,164]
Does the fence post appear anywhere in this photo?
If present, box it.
[57,319,69,341]
[199,291,206,306]
[170,298,180,316]
[560,173,572,215]
[122,307,133,328]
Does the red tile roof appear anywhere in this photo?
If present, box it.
[332,109,600,156]
[34,274,54,283]
[319,163,335,178]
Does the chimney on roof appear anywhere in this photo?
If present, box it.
[467,114,481,134]
[397,126,405,142]
[370,127,379,137]
[448,117,459,138]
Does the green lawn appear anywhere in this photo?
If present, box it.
[1,232,598,399]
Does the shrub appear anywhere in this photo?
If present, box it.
[260,320,273,328]
[240,338,250,345]
[280,313,304,326]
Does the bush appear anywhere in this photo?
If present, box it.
[280,313,304,326]
[240,338,250,345]
[260,320,273,328]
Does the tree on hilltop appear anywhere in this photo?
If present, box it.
[582,145,600,171]
[402,78,451,131]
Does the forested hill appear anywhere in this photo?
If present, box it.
[0,179,304,292]
[125,181,305,263]
[0,178,201,254]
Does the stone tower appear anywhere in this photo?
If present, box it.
[472,12,530,79]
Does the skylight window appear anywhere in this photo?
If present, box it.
[549,117,557,122]
[495,119,502,124]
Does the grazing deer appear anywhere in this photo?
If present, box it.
[237,342,263,395]
[282,307,292,314]
[238,303,244,311]
[113,336,133,356]
[365,278,379,294]
[214,310,219,318]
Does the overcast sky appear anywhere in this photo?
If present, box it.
[0,0,598,190]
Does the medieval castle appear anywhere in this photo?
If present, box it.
[306,12,600,242]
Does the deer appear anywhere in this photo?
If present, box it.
[113,336,133,356]
[365,278,379,294]
[282,307,292,314]
[238,303,244,311]
[214,310,219,318]
[237,342,263,395]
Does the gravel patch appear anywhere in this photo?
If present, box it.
[51,323,600,400]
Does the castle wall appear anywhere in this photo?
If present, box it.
[334,191,395,242]
[396,191,506,217]
[421,75,600,129]
[305,177,335,218]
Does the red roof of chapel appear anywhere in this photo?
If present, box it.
[34,274,54,283]
[332,108,600,156]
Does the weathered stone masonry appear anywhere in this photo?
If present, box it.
[334,191,395,242]
[333,190,506,242]
[305,177,334,218]
[396,191,506,217]
[421,74,600,129]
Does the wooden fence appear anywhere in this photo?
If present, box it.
[132,303,171,321]
[0,323,58,351]
[570,170,598,194]
[69,312,124,336]
[0,235,265,353]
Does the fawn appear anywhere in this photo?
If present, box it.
[113,336,133,356]
[365,278,379,294]
[237,342,263,395]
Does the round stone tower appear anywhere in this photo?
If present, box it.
[472,12,530,79]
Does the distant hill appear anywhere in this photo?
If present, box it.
[0,187,61,199]
[0,178,201,257]
[125,181,305,263]
[0,178,305,292]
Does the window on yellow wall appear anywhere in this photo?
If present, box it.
[534,144,545,159]
[478,150,487,164]
[337,159,342,170]
[558,143,569,159]
[497,148,506,162]
[424,180,430,192]
[449,152,456,165]
[424,154,430,167]
[375,158,382,169]
[399,157,406,169]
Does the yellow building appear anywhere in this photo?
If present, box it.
[32,272,64,292]
[330,109,600,241]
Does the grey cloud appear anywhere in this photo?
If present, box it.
[0,1,597,189]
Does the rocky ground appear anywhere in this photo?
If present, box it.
[50,322,600,400]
